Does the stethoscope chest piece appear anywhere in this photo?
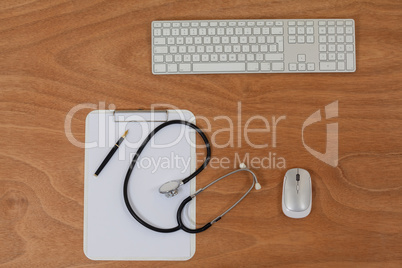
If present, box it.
[159,180,183,198]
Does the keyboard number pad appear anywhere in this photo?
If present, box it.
[318,20,355,71]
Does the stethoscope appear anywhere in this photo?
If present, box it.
[123,120,261,233]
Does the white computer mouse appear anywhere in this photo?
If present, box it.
[282,168,312,218]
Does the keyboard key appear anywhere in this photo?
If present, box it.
[154,29,162,36]
[346,44,354,51]
[154,37,166,45]
[319,27,326,34]
[154,46,168,53]
[337,44,345,52]
[179,64,191,72]
[307,63,315,71]
[168,64,177,72]
[180,28,188,36]
[337,61,345,71]
[346,35,354,43]
[298,63,306,71]
[346,53,354,70]
[182,54,190,62]
[289,36,296,44]
[154,55,163,62]
[271,27,283,34]
[175,55,182,62]
[265,53,284,61]
[306,36,314,43]
[247,54,254,61]
[262,28,270,34]
[288,27,296,34]
[266,36,275,43]
[193,54,200,62]
[154,22,162,27]
[320,62,336,71]
[298,54,306,62]
[165,55,173,62]
[272,62,284,71]
[289,63,297,71]
[336,27,344,34]
[193,63,246,72]
[154,64,166,73]
[247,62,259,71]
[261,63,270,71]
[251,45,259,52]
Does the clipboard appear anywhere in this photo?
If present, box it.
[84,109,197,260]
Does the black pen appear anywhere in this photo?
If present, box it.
[94,130,128,177]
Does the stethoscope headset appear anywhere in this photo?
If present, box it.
[123,120,261,233]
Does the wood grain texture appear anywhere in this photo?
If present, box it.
[0,0,401,267]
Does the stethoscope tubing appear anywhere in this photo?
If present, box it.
[177,168,259,233]
[123,120,211,233]
[123,120,260,234]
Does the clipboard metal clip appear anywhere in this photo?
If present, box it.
[113,110,169,122]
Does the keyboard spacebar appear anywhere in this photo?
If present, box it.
[193,63,246,72]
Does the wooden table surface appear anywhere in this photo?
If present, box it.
[1,0,401,267]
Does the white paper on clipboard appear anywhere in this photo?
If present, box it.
[84,110,196,260]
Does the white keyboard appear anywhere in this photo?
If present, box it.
[152,19,356,74]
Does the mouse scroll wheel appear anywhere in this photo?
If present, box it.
[296,174,300,181]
